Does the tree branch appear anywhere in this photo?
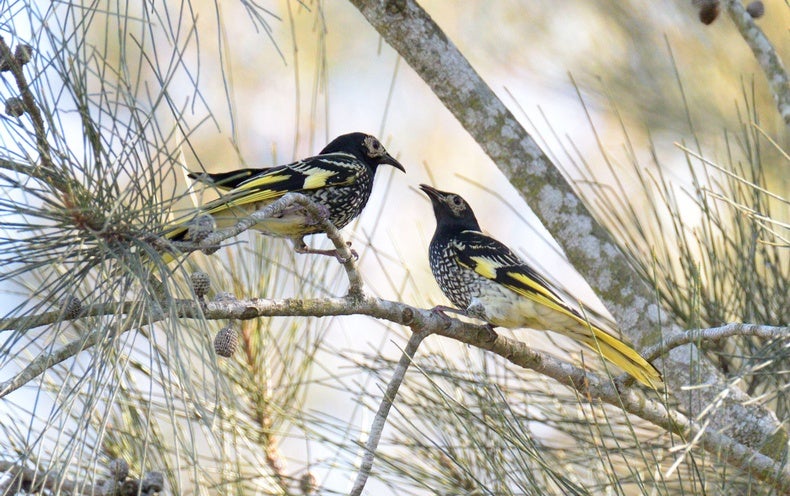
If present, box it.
[0,37,80,198]
[346,0,787,458]
[160,192,363,297]
[0,305,159,399]
[0,461,98,496]
[0,38,52,170]
[3,292,789,490]
[644,323,790,362]
[350,329,430,496]
[723,0,790,127]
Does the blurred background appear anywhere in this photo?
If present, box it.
[1,0,788,494]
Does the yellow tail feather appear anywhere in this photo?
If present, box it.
[582,326,663,390]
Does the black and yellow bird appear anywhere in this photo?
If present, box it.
[165,133,404,259]
[420,184,662,389]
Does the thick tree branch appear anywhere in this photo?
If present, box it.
[3,292,789,491]
[346,0,787,459]
[723,0,790,127]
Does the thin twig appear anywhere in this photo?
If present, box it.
[644,323,790,362]
[285,192,364,298]
[0,38,52,169]
[0,304,160,398]
[0,37,82,199]
[350,329,430,496]
[0,301,141,332]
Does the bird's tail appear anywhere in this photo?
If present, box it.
[578,325,663,390]
[148,218,195,266]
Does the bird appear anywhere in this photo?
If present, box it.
[419,184,663,389]
[162,133,405,260]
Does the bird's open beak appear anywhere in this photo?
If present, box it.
[383,153,405,173]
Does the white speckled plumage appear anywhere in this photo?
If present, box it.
[420,184,663,389]
[163,132,404,258]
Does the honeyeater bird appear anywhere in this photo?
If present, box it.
[164,133,404,259]
[420,184,662,389]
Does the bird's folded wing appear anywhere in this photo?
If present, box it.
[201,154,362,214]
[454,230,587,325]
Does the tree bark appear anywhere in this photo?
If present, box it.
[347,0,787,460]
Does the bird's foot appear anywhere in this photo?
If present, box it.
[484,324,498,343]
[430,305,465,328]
[303,202,331,226]
[430,305,466,318]
[466,300,489,322]
[294,240,359,263]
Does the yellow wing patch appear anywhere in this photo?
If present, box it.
[465,257,581,325]
[235,174,290,191]
[469,256,498,279]
[302,168,336,189]
[206,189,285,214]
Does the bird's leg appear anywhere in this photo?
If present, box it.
[464,301,498,342]
[430,305,498,340]
[291,237,359,263]
[430,305,467,318]
[483,324,499,342]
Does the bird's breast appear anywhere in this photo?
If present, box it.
[471,279,583,331]
[308,169,373,229]
[428,241,481,309]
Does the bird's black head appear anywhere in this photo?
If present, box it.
[419,184,481,232]
[320,132,405,173]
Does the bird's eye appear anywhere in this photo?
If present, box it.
[451,195,463,206]
[363,136,385,157]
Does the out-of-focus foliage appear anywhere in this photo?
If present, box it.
[0,0,788,495]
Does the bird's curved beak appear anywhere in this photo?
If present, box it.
[419,183,441,201]
[382,153,405,173]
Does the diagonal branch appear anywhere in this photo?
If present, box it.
[350,329,431,496]
[722,0,790,127]
[346,0,787,460]
[0,37,81,198]
[0,304,160,398]
[0,37,52,170]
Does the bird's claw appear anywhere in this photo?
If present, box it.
[294,240,358,264]
[430,305,463,328]
[303,203,331,226]
[484,324,498,342]
[335,243,359,264]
